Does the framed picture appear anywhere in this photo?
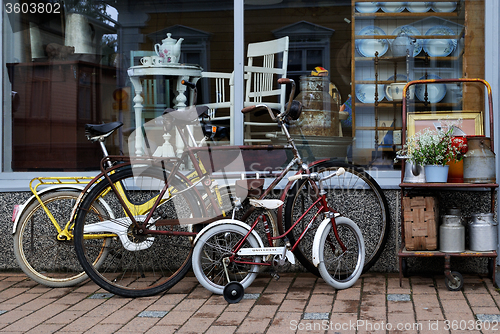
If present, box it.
[407,111,484,138]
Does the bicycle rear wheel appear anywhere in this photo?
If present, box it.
[316,217,365,289]
[73,165,203,297]
[284,160,389,275]
[13,190,109,287]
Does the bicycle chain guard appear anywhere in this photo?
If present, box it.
[83,215,157,251]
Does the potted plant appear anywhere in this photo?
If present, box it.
[399,122,467,183]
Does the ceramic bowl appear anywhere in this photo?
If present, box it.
[406,1,432,12]
[380,2,406,13]
[355,2,380,13]
[432,1,457,12]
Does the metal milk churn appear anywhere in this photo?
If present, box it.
[469,213,498,251]
[463,136,496,183]
[440,214,465,252]
[447,207,464,225]
[290,76,340,137]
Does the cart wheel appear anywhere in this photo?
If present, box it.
[488,258,496,279]
[401,258,408,278]
[445,271,464,291]
[223,282,245,304]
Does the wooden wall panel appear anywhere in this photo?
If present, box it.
[463,0,485,111]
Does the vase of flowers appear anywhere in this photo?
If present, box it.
[398,121,467,183]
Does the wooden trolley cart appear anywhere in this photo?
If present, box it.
[398,78,498,290]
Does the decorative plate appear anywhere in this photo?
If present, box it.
[392,25,423,57]
[355,2,380,13]
[423,25,458,57]
[432,1,457,12]
[355,78,386,103]
[380,2,405,13]
[415,74,447,103]
[406,2,432,13]
[385,74,409,101]
[356,26,389,57]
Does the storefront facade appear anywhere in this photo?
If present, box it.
[0,0,499,271]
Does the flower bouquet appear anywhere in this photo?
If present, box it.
[398,120,467,182]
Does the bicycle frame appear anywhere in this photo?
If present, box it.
[226,177,346,267]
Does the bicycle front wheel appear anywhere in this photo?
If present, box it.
[192,223,261,294]
[14,190,109,287]
[73,165,203,297]
[284,161,389,274]
[316,217,365,289]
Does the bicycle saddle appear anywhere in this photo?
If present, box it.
[85,122,123,137]
[202,124,229,140]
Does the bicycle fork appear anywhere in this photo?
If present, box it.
[311,212,347,268]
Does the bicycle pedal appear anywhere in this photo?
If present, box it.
[271,273,280,280]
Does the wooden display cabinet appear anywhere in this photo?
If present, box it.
[351,0,473,168]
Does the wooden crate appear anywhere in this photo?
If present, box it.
[403,196,438,251]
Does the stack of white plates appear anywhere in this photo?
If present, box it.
[415,74,447,103]
[356,26,389,57]
[423,25,458,57]
[356,79,386,103]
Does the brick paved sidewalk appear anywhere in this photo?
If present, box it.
[0,272,499,333]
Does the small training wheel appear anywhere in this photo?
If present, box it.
[223,281,244,304]
[445,271,464,291]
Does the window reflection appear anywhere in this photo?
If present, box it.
[2,0,485,173]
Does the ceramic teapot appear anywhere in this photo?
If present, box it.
[392,32,415,57]
[154,33,184,64]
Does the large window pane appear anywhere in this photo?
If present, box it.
[2,0,234,171]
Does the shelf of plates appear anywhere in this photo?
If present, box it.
[351,0,465,167]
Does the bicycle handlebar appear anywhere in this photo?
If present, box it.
[288,173,318,182]
[277,78,292,85]
[241,105,265,114]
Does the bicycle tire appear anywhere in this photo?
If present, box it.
[284,160,389,275]
[73,165,204,297]
[13,190,110,287]
[192,222,261,294]
[315,217,365,289]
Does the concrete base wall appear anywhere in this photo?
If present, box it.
[0,190,495,275]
